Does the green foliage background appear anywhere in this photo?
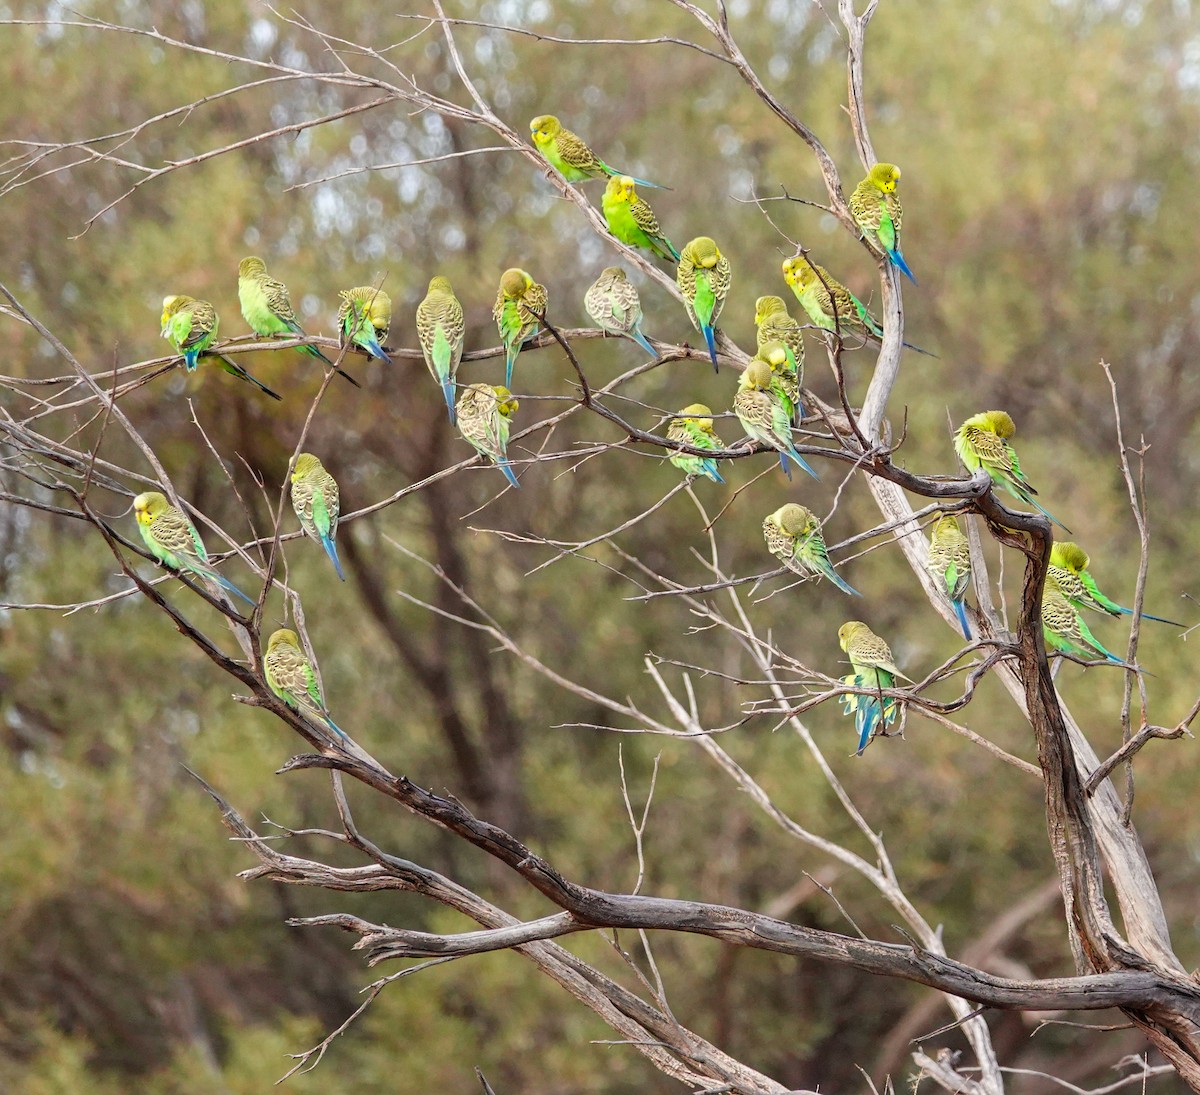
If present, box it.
[1,0,1199,1091]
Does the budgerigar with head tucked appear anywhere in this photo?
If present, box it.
[458,383,520,489]
[677,236,731,373]
[762,503,857,595]
[528,115,665,189]
[416,275,465,424]
[1041,582,1129,667]
[493,268,547,389]
[161,294,282,400]
[954,410,1068,531]
[584,267,657,358]
[133,491,255,606]
[847,163,916,284]
[290,452,344,581]
[337,286,392,363]
[602,176,680,264]
[754,296,805,378]
[237,257,359,387]
[927,514,972,639]
[264,628,346,740]
[1049,541,1182,627]
[757,340,803,425]
[734,360,818,481]
[838,620,909,754]
[666,404,725,484]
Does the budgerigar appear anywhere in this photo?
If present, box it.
[161,295,282,400]
[457,383,520,489]
[838,620,910,755]
[133,491,254,607]
[781,257,934,356]
[734,360,819,481]
[602,176,680,263]
[754,295,805,380]
[290,452,344,582]
[492,268,548,389]
[237,257,359,388]
[528,115,665,189]
[954,410,1069,531]
[264,628,346,739]
[1042,582,1128,667]
[666,404,725,484]
[762,503,858,595]
[337,286,392,363]
[1048,541,1182,627]
[584,267,658,358]
[758,340,803,425]
[927,514,972,639]
[847,163,916,284]
[416,275,465,423]
[677,236,731,373]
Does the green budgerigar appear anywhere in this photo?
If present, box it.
[458,383,520,489]
[337,286,392,363]
[1041,581,1129,667]
[734,360,818,481]
[1049,541,1182,626]
[529,115,665,189]
[291,452,344,582]
[666,403,725,484]
[927,514,972,639]
[781,257,933,357]
[133,491,254,606]
[847,163,916,284]
[954,410,1069,531]
[758,340,803,425]
[677,236,731,373]
[762,503,858,595]
[416,275,465,424]
[602,176,680,264]
[237,257,359,387]
[492,268,547,390]
[838,620,910,755]
[264,628,346,739]
[160,295,282,400]
[584,267,658,358]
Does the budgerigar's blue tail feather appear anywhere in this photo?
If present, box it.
[1030,497,1071,534]
[184,350,200,372]
[702,325,719,373]
[322,714,348,740]
[626,174,670,191]
[628,328,658,358]
[504,348,517,390]
[441,379,457,425]
[498,461,521,489]
[888,247,918,285]
[952,598,972,640]
[1112,604,1186,628]
[700,460,725,484]
[784,446,820,482]
[856,703,879,756]
[213,573,256,607]
[322,535,346,582]
[829,571,861,597]
[901,339,938,358]
[777,452,792,481]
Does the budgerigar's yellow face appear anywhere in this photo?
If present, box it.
[618,176,637,203]
[529,115,560,144]
[838,621,867,649]
[160,295,187,331]
[741,360,774,390]
[869,163,901,192]
[133,491,168,526]
[782,258,812,289]
[761,342,789,369]
[754,295,784,324]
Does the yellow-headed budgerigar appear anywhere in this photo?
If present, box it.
[584,267,657,358]
[602,176,680,264]
[264,628,346,739]
[762,503,857,595]
[677,236,731,373]
[927,514,972,639]
[337,286,392,363]
[847,163,916,284]
[754,295,805,379]
[954,410,1069,531]
[758,340,803,425]
[236,257,359,388]
[1049,541,1182,627]
[528,115,665,189]
[781,257,934,357]
[457,383,520,489]
[492,268,548,390]
[160,295,282,400]
[290,452,344,582]
[416,275,465,424]
[734,360,818,481]
[1041,581,1129,667]
[838,620,910,755]
[666,404,725,484]
[133,491,254,606]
